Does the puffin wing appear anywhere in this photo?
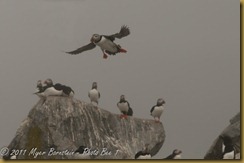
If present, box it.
[164,154,174,159]
[135,151,143,159]
[127,107,133,116]
[66,42,96,55]
[104,25,130,41]
[150,106,155,114]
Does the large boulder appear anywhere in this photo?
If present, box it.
[4,96,165,159]
[204,112,240,159]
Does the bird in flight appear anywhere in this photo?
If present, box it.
[66,25,130,59]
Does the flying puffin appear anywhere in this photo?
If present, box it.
[150,98,165,123]
[164,149,182,159]
[66,25,130,59]
[117,95,133,119]
[73,146,90,159]
[88,82,100,106]
[220,135,236,159]
[135,144,151,159]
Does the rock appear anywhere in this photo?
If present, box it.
[204,112,240,159]
[4,96,165,159]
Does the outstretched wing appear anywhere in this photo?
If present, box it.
[104,25,130,41]
[66,42,96,55]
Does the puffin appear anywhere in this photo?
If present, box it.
[66,25,130,59]
[135,144,151,159]
[117,95,133,119]
[35,78,74,97]
[44,78,74,97]
[150,98,165,122]
[220,135,236,159]
[88,82,100,106]
[34,80,45,97]
[164,149,182,159]
[73,146,90,159]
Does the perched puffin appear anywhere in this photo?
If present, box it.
[44,78,74,97]
[34,80,45,97]
[135,144,151,159]
[88,82,100,106]
[220,135,236,159]
[150,98,165,122]
[73,146,90,159]
[164,149,182,159]
[66,25,130,59]
[117,95,133,119]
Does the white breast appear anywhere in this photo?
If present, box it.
[43,87,63,97]
[89,89,100,101]
[223,151,235,159]
[95,37,118,53]
[137,154,151,159]
[174,154,182,159]
[10,155,17,159]
[151,106,164,118]
[117,102,129,112]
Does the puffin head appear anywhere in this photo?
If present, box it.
[120,95,126,101]
[91,34,101,43]
[44,78,53,86]
[173,149,182,155]
[219,135,233,146]
[157,98,165,106]
[37,80,43,87]
[75,146,87,154]
[92,82,97,89]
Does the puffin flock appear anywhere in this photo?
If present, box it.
[34,78,165,123]
[33,79,170,159]
[21,25,237,160]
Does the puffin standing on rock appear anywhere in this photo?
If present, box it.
[150,98,165,123]
[135,144,152,159]
[66,25,130,59]
[164,149,182,159]
[88,82,100,106]
[117,95,133,119]
[220,135,236,159]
